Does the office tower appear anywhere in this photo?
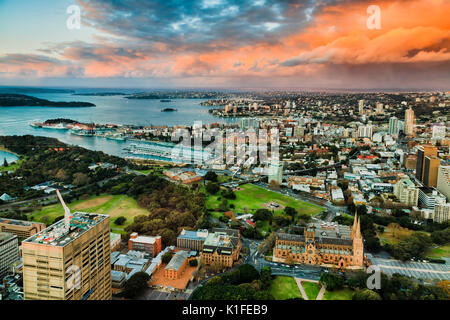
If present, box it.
[22,191,111,300]
[358,100,364,114]
[389,116,399,135]
[0,218,46,239]
[432,125,446,140]
[423,157,441,187]
[0,232,19,280]
[404,107,416,137]
[437,166,450,201]
[415,146,438,182]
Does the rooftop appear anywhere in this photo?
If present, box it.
[165,250,189,271]
[22,212,108,247]
[0,232,16,243]
[0,217,44,227]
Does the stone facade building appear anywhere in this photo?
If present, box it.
[273,215,365,269]
[201,228,241,269]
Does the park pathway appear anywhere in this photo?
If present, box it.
[294,278,309,300]
[105,195,126,214]
[295,277,326,300]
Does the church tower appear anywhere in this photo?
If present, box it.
[351,213,358,240]
[352,216,364,267]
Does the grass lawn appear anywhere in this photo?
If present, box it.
[302,281,321,300]
[269,276,303,300]
[0,157,26,172]
[425,243,450,259]
[30,194,148,234]
[206,183,324,216]
[377,223,413,245]
[323,288,354,300]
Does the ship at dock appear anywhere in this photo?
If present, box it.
[123,142,212,163]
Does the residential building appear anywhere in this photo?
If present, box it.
[405,107,416,137]
[0,218,46,239]
[177,229,208,251]
[128,233,162,257]
[0,232,19,280]
[22,212,111,300]
[433,203,450,223]
[201,228,241,269]
[268,162,283,185]
[273,215,365,269]
[389,116,399,135]
[394,178,419,206]
[432,125,446,140]
[437,166,450,201]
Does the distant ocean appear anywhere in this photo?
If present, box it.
[0,88,236,159]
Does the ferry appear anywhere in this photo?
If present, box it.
[69,129,95,137]
[124,142,212,163]
[29,122,68,130]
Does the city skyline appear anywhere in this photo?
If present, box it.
[0,0,449,89]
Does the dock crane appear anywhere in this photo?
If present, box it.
[56,189,72,229]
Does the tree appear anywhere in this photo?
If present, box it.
[204,171,218,182]
[72,172,90,186]
[253,209,272,222]
[260,266,272,289]
[319,273,344,291]
[115,216,126,226]
[356,205,368,216]
[205,181,220,194]
[123,271,150,298]
[162,251,173,264]
[237,264,260,284]
[3,158,8,167]
[189,259,198,267]
[352,288,382,300]
[284,206,297,217]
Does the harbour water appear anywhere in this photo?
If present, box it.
[0,90,237,159]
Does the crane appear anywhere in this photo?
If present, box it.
[56,189,72,229]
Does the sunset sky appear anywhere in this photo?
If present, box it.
[0,0,449,89]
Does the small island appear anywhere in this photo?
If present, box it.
[161,108,178,112]
[0,94,95,107]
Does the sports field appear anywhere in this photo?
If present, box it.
[206,183,324,215]
[30,194,148,234]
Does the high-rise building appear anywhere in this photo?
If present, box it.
[432,125,446,140]
[389,116,399,136]
[433,203,450,223]
[268,162,283,185]
[22,191,111,300]
[404,107,416,137]
[358,100,364,114]
[240,118,259,130]
[358,124,373,138]
[0,232,19,280]
[375,102,384,114]
[394,178,419,206]
[423,157,441,187]
[437,166,450,201]
[415,145,438,182]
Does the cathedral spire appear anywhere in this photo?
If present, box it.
[355,216,362,239]
[351,213,358,239]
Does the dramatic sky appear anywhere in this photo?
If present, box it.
[0,0,449,89]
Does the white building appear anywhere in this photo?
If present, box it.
[433,203,450,223]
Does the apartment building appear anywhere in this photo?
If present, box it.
[394,178,419,206]
[22,212,111,300]
[433,203,450,223]
[437,166,450,201]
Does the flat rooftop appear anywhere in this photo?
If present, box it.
[0,232,16,242]
[0,218,43,227]
[22,212,108,247]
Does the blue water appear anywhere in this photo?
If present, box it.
[0,91,237,159]
[0,150,18,164]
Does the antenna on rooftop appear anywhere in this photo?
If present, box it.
[56,189,71,229]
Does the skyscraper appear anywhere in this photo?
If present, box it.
[437,166,450,201]
[389,116,399,136]
[22,191,111,300]
[415,145,438,182]
[423,156,441,187]
[404,107,416,137]
[358,100,364,114]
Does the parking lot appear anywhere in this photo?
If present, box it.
[139,289,190,300]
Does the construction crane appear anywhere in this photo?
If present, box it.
[56,189,72,229]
